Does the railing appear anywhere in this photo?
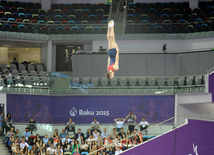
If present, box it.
[0,74,205,95]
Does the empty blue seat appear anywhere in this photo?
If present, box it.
[88,20,94,23]
[141,20,149,23]
[54,21,60,24]
[39,14,46,19]
[75,21,81,24]
[83,9,90,13]
[127,14,134,20]
[101,20,107,23]
[67,21,74,24]
[8,18,15,21]
[18,13,25,17]
[71,26,78,34]
[55,15,61,18]
[1,17,7,21]
[18,24,25,32]
[38,20,45,24]
[179,19,186,23]
[195,18,202,21]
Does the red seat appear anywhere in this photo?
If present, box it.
[171,20,178,23]
[156,20,163,23]
[31,19,37,23]
[134,20,140,23]
[61,21,68,24]
[95,20,101,23]
[16,18,22,22]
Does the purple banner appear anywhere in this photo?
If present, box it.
[121,119,214,155]
[209,73,214,101]
[7,94,174,124]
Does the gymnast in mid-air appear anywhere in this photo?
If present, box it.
[105,20,119,79]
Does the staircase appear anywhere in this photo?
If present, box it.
[0,136,10,155]
[110,12,124,35]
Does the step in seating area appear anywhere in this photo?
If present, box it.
[0,0,111,34]
[125,1,214,33]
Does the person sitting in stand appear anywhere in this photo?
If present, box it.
[75,128,84,141]
[65,118,75,134]
[23,127,31,140]
[91,118,101,133]
[138,117,150,135]
[101,128,110,139]
[59,128,67,140]
[62,134,72,145]
[28,117,37,134]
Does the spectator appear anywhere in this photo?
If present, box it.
[80,139,88,153]
[7,127,14,139]
[110,127,117,138]
[6,113,12,123]
[11,138,18,154]
[20,137,29,150]
[114,118,126,132]
[115,146,122,155]
[0,112,3,136]
[37,139,45,149]
[117,128,126,139]
[162,43,167,53]
[96,134,103,147]
[28,117,37,134]
[65,118,75,134]
[85,129,92,140]
[91,118,100,133]
[75,128,84,140]
[43,134,49,144]
[52,129,59,139]
[126,129,132,139]
[63,140,71,152]
[14,144,22,154]
[23,127,31,139]
[4,117,12,132]
[47,144,55,155]
[11,57,19,68]
[93,129,99,140]
[45,139,52,150]
[15,129,22,139]
[101,128,110,139]
[72,139,80,153]
[74,149,81,155]
[86,134,95,145]
[59,128,67,140]
[33,134,41,144]
[62,134,72,145]
[76,46,82,54]
[138,117,150,135]
[4,71,13,86]
[55,144,63,155]
[125,111,137,133]
[104,135,112,146]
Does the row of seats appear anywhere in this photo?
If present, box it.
[125,1,214,34]
[0,0,41,9]
[11,75,50,88]
[126,23,212,34]
[0,8,110,17]
[0,63,45,74]
[126,14,214,23]
[71,76,204,88]
[128,2,190,9]
[51,3,111,10]
[0,24,108,34]
[0,13,109,21]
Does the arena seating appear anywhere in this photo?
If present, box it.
[125,1,214,34]
[0,0,111,34]
[0,63,49,88]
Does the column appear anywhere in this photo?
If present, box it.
[189,0,198,9]
[41,0,51,11]
[47,40,53,72]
